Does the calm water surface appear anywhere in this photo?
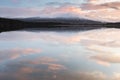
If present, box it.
[0,28,120,80]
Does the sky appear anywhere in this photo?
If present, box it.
[0,0,120,22]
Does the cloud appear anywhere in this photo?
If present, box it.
[1,28,120,68]
[87,0,120,4]
[28,57,58,65]
[81,1,120,22]
[1,0,120,22]
[43,5,82,14]
[48,63,66,71]
[74,28,120,66]
[82,29,120,66]
[81,3,107,10]
[112,72,120,80]
[0,54,107,80]
[89,52,120,66]
[0,6,84,18]
[78,71,106,80]
[78,71,120,80]
[80,2,120,22]
[0,56,67,80]
[0,7,41,18]
[0,31,83,44]
[46,2,79,6]
[0,0,120,22]
[84,45,120,66]
[100,2,120,10]
[0,48,41,62]
[86,43,120,66]
[39,1,120,22]
[16,56,66,71]
[81,2,120,10]
[1,28,120,45]
[40,5,84,18]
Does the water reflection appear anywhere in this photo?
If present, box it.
[0,28,120,80]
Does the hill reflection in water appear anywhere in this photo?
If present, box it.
[0,28,120,80]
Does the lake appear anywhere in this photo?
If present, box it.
[0,28,120,80]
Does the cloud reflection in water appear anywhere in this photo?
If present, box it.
[0,28,120,80]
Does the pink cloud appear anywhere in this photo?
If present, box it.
[0,0,120,22]
[48,63,66,71]
[0,48,41,62]
[18,56,66,71]
[42,6,82,14]
[94,60,110,67]
[90,52,120,66]
[87,0,120,4]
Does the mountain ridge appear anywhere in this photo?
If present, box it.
[0,17,120,32]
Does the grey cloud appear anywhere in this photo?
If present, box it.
[46,2,80,6]
[81,3,107,10]
[0,7,41,18]
[101,2,120,10]
[81,2,120,10]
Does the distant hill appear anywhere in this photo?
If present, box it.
[18,17,102,25]
[0,17,119,32]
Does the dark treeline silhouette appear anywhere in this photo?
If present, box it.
[0,17,120,32]
[104,23,120,28]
